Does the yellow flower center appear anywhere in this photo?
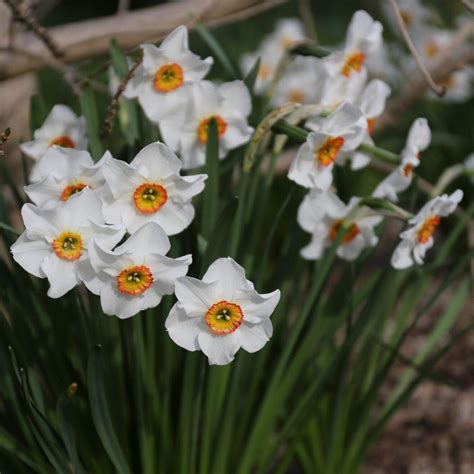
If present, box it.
[316,136,345,167]
[52,231,83,260]
[60,182,88,201]
[288,89,305,103]
[133,183,168,214]
[425,41,440,59]
[417,216,440,244]
[328,220,360,244]
[49,135,76,148]
[341,52,365,77]
[197,115,227,144]
[367,118,376,135]
[116,265,154,296]
[205,300,243,335]
[258,64,272,80]
[153,63,184,93]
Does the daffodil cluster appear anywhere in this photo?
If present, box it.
[239,11,465,267]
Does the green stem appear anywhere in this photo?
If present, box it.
[271,120,401,164]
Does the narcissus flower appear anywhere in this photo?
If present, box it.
[101,142,206,235]
[26,148,110,205]
[373,118,431,201]
[160,80,254,169]
[297,189,382,261]
[288,102,366,189]
[324,10,382,79]
[124,26,213,122]
[391,190,463,269]
[240,18,306,93]
[20,105,87,161]
[349,79,391,170]
[271,56,327,107]
[165,257,281,365]
[11,189,124,298]
[79,222,191,319]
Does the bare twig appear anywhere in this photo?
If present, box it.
[0,0,284,80]
[462,0,474,14]
[388,0,445,96]
[100,53,143,139]
[4,0,64,59]
[0,128,11,157]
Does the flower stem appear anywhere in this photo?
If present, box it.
[271,119,400,164]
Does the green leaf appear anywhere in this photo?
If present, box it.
[87,345,131,474]
[195,23,240,79]
[243,57,261,94]
[79,84,104,160]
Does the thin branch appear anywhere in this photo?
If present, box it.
[388,0,445,96]
[298,0,318,42]
[462,0,474,14]
[4,0,64,59]
[0,0,284,80]
[100,53,143,139]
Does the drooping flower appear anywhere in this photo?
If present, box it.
[101,141,206,235]
[288,102,366,189]
[373,118,431,201]
[324,10,383,79]
[391,190,463,269]
[20,105,87,161]
[160,80,254,169]
[26,148,111,205]
[348,79,391,170]
[79,222,191,319]
[271,56,327,107]
[165,257,281,365]
[297,189,382,261]
[10,189,124,298]
[240,18,306,93]
[124,26,213,122]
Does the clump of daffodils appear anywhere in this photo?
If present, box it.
[10,15,468,367]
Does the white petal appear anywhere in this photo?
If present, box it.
[24,175,63,207]
[165,303,202,351]
[41,254,80,298]
[115,221,171,258]
[358,79,391,118]
[288,142,317,188]
[164,173,207,202]
[10,232,49,278]
[148,254,192,294]
[219,81,252,118]
[202,257,252,298]
[197,331,241,365]
[76,258,109,295]
[236,289,280,323]
[239,321,273,353]
[161,25,189,55]
[175,277,218,317]
[102,158,143,198]
[300,233,328,260]
[405,118,431,153]
[131,142,182,178]
[391,240,415,269]
[21,204,59,240]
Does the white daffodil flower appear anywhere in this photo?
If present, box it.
[297,189,382,261]
[11,189,124,298]
[124,26,213,123]
[240,18,306,93]
[79,222,191,319]
[101,141,206,235]
[373,118,431,202]
[165,257,281,365]
[26,148,111,206]
[324,10,383,79]
[271,56,327,107]
[348,79,391,170]
[288,102,366,189]
[391,190,463,269]
[160,80,254,169]
[20,105,87,161]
